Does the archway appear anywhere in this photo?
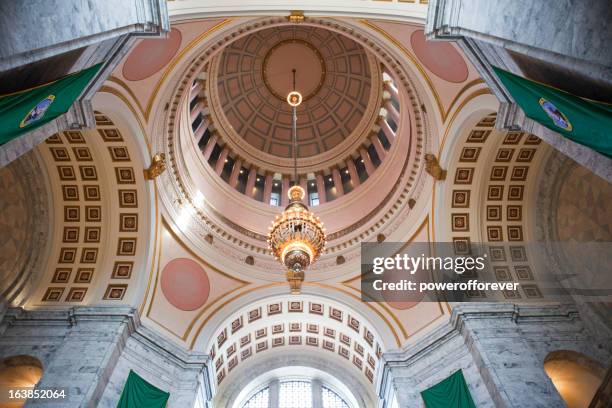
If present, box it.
[544,350,605,408]
[0,355,43,408]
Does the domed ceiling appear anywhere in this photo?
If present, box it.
[214,26,374,159]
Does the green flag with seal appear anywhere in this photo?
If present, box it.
[0,63,103,146]
[492,66,612,158]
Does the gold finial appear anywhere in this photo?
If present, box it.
[288,185,305,202]
[288,10,305,23]
[287,269,305,294]
[144,153,167,180]
[424,153,446,181]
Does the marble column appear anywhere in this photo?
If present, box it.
[202,134,218,159]
[315,173,326,204]
[371,135,387,161]
[214,147,229,175]
[191,81,203,99]
[245,167,258,198]
[193,118,209,143]
[281,177,290,206]
[331,168,344,196]
[359,148,376,175]
[190,101,204,122]
[228,158,243,188]
[385,101,400,124]
[380,120,396,144]
[263,174,273,204]
[346,159,360,187]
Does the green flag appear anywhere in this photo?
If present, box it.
[421,370,476,408]
[492,66,612,158]
[0,63,103,146]
[117,370,169,408]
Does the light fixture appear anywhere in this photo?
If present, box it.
[268,69,326,294]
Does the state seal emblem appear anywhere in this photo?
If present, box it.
[20,95,55,128]
[539,98,572,131]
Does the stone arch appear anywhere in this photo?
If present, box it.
[544,350,606,408]
[535,150,612,338]
[0,149,51,307]
[0,355,44,407]
[216,348,374,408]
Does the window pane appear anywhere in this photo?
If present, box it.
[242,387,269,408]
[279,381,312,408]
[322,386,349,408]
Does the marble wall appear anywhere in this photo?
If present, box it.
[0,307,211,408]
[380,304,611,407]
[426,0,612,182]
[426,0,612,83]
[98,326,209,408]
[0,0,168,71]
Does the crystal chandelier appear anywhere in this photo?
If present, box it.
[267,70,326,294]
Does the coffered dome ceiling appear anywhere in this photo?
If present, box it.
[212,26,377,160]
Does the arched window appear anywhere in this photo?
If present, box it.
[243,387,270,408]
[241,380,352,408]
[279,381,312,407]
[322,386,350,408]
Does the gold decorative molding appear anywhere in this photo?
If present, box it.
[424,153,446,181]
[288,10,305,23]
[144,153,167,180]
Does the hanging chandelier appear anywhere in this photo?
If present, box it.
[267,71,326,294]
